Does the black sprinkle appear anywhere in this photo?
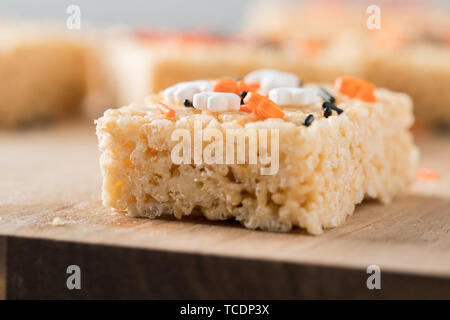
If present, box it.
[303,114,314,127]
[319,87,335,103]
[323,106,332,118]
[322,101,333,109]
[331,105,344,114]
[184,99,193,107]
[240,92,247,105]
[322,101,344,116]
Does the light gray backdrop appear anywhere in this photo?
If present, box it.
[0,0,261,32]
[1,0,447,32]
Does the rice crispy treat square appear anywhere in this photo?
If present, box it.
[96,80,417,235]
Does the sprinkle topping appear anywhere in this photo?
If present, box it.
[213,78,240,95]
[244,92,285,119]
[323,104,332,118]
[193,92,240,112]
[416,168,439,182]
[156,102,176,119]
[332,105,344,114]
[212,78,259,96]
[303,114,314,127]
[318,87,336,103]
[268,87,320,106]
[161,70,352,120]
[335,76,377,103]
[244,69,300,94]
[323,101,344,115]
[164,80,212,104]
[240,91,248,105]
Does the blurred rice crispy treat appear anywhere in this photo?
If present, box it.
[84,29,364,118]
[0,23,87,127]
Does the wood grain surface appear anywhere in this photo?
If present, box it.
[0,122,449,299]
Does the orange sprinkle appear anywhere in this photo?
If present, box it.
[213,78,240,95]
[238,80,259,93]
[358,90,377,103]
[244,92,285,119]
[213,78,260,95]
[239,105,252,113]
[416,168,439,182]
[156,102,176,119]
[335,76,377,103]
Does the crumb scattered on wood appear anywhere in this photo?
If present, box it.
[52,217,65,226]
[416,168,439,182]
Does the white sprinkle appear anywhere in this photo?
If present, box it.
[193,92,215,110]
[164,80,212,104]
[244,69,300,94]
[268,87,320,106]
[193,92,240,112]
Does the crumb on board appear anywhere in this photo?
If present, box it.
[52,217,65,226]
[416,168,439,182]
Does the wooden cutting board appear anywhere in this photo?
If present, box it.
[0,122,449,299]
